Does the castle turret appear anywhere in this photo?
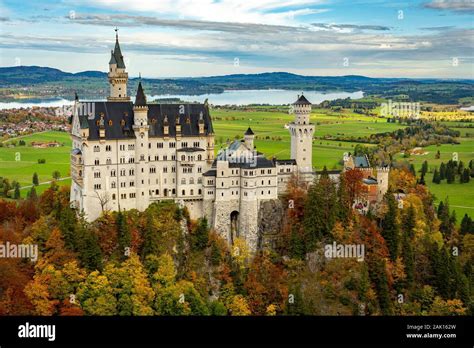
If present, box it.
[107,29,129,101]
[376,165,390,202]
[244,127,254,150]
[132,81,149,211]
[289,94,315,175]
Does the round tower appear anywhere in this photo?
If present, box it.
[107,29,130,101]
[376,165,390,202]
[289,94,315,174]
[244,127,255,150]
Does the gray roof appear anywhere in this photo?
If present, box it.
[135,82,147,106]
[228,156,275,169]
[203,170,216,177]
[83,101,213,140]
[275,159,296,165]
[79,116,89,129]
[354,155,370,168]
[316,169,342,175]
[177,147,205,152]
[113,37,126,69]
[109,50,117,65]
[293,94,311,106]
[363,177,378,185]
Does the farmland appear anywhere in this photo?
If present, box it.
[0,106,472,218]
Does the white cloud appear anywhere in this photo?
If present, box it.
[78,0,328,25]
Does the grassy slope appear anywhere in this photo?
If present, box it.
[0,131,71,188]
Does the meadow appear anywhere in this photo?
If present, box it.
[212,107,403,170]
[0,131,71,197]
[0,107,472,218]
[394,136,474,220]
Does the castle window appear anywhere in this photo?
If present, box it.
[94,184,101,190]
[111,182,116,189]
[94,145,100,152]
[106,145,112,151]
[130,181,134,187]
[182,190,186,195]
[198,155,202,161]
[106,158,111,165]
[169,142,176,148]
[112,194,116,200]
[197,167,202,173]
[163,155,168,161]
[172,189,176,195]
[94,159,99,165]
[198,177,202,184]
[172,166,176,173]
[163,167,168,173]
[198,189,202,195]
[181,155,186,161]
[190,178,194,184]
[181,178,186,185]
[172,155,176,161]
[94,171,101,178]
[190,189,194,195]
[194,142,199,147]
[268,180,271,185]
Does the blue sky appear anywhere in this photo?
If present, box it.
[0,0,473,78]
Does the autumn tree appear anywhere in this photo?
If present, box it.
[381,190,400,261]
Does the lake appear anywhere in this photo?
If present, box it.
[0,89,364,109]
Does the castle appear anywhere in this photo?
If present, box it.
[70,32,389,251]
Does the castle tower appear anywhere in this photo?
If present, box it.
[376,165,390,202]
[244,127,254,150]
[133,81,149,211]
[289,94,315,174]
[107,29,130,101]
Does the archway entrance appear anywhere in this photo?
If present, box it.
[230,211,239,245]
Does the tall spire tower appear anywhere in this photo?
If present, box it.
[289,94,314,175]
[107,28,129,101]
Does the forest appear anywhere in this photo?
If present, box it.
[0,165,472,316]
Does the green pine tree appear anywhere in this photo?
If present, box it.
[32,172,39,186]
[439,162,446,180]
[432,168,440,184]
[381,191,400,261]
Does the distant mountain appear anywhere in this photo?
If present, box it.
[0,66,473,104]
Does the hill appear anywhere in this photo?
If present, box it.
[0,67,473,104]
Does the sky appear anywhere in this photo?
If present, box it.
[0,0,473,78]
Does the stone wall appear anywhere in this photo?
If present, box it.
[257,199,284,250]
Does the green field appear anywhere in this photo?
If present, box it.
[0,131,71,195]
[394,136,474,219]
[1,109,472,219]
[212,108,403,170]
